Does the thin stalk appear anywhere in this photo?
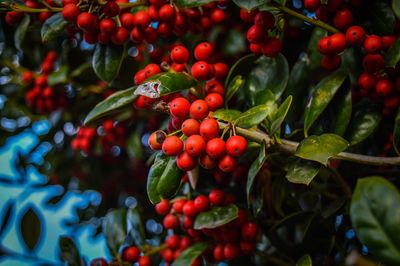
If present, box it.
[144,243,168,256]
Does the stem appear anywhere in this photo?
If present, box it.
[117,0,148,8]
[2,3,62,12]
[218,122,400,166]
[272,3,340,33]
[144,243,168,256]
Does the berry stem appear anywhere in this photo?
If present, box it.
[0,2,62,12]
[167,129,182,136]
[272,3,340,34]
[218,121,400,166]
[144,243,168,257]
[117,0,149,9]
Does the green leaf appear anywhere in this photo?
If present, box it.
[394,108,400,155]
[393,0,400,19]
[247,141,267,206]
[225,54,257,87]
[350,177,400,265]
[244,54,289,105]
[221,28,247,56]
[14,14,30,51]
[92,43,125,83]
[231,0,270,10]
[304,69,347,136]
[84,87,137,124]
[286,159,321,185]
[270,96,292,135]
[194,204,239,229]
[41,13,68,42]
[174,0,218,8]
[147,153,168,204]
[297,254,312,266]
[225,75,244,103]
[48,66,69,86]
[346,102,382,145]
[385,39,400,68]
[135,72,196,98]
[102,209,127,256]
[332,88,352,136]
[295,134,349,165]
[20,207,41,251]
[127,208,146,247]
[59,237,83,266]
[127,133,143,159]
[368,1,396,35]
[213,109,242,122]
[156,157,182,200]
[235,102,277,128]
[172,242,208,266]
[307,28,327,70]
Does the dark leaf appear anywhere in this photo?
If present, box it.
[41,13,68,42]
[14,14,30,51]
[321,197,347,219]
[225,75,244,103]
[297,254,312,266]
[307,28,327,70]
[225,54,257,87]
[127,208,146,247]
[393,0,400,19]
[156,157,182,200]
[194,204,238,229]
[235,102,277,128]
[59,236,83,266]
[84,86,137,124]
[102,209,127,256]
[147,152,168,204]
[247,141,267,206]
[304,69,347,136]
[270,96,292,135]
[231,0,270,10]
[350,177,400,265]
[385,39,400,68]
[48,66,69,86]
[172,242,208,266]
[174,0,219,8]
[92,43,125,82]
[295,134,349,165]
[213,109,242,122]
[332,87,352,136]
[367,1,396,35]
[286,159,321,185]
[394,108,400,155]
[20,207,41,251]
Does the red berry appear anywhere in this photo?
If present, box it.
[321,54,341,70]
[144,63,161,77]
[62,3,80,22]
[209,189,225,205]
[364,35,383,54]
[155,199,170,215]
[218,154,237,172]
[159,4,175,22]
[246,25,267,44]
[240,9,257,23]
[213,63,228,80]
[226,136,247,157]
[134,69,147,85]
[190,100,209,120]
[162,136,183,156]
[250,43,263,55]
[362,54,384,73]
[157,22,173,37]
[262,37,282,57]
[317,36,331,54]
[100,18,117,33]
[205,93,224,111]
[194,195,210,212]
[134,10,151,28]
[182,119,200,136]
[163,214,179,229]
[205,80,225,95]
[241,222,258,240]
[194,42,214,62]
[166,234,180,249]
[182,200,198,217]
[171,63,186,72]
[171,45,190,64]
[173,198,187,213]
[120,13,135,30]
[77,12,98,32]
[333,8,353,30]
[90,258,108,266]
[112,27,129,45]
[122,246,140,262]
[329,33,347,54]
[200,118,219,141]
[214,244,225,261]
[345,25,366,46]
[130,27,144,43]
[375,78,394,96]
[206,138,225,159]
[358,72,376,91]
[304,0,320,11]
[211,8,226,23]
[382,35,396,50]
[138,256,151,266]
[180,236,192,249]
[199,154,217,169]
[191,61,214,81]
[254,11,275,30]
[240,241,256,254]
[169,97,191,118]
[185,135,206,157]
[102,1,119,17]
[223,243,240,260]
[176,152,196,171]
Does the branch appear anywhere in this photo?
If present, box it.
[272,3,340,34]
[218,122,400,166]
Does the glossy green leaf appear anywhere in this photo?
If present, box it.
[393,0,400,19]
[286,159,321,185]
[135,72,196,99]
[332,88,352,136]
[14,14,30,51]
[59,237,83,266]
[174,0,218,7]
[346,102,382,145]
[295,134,349,165]
[297,254,312,266]
[235,102,277,128]
[48,66,69,86]
[270,96,292,135]
[385,39,400,68]
[213,109,242,122]
[92,43,125,83]
[194,204,238,229]
[304,69,347,136]
[231,0,269,10]
[368,1,396,35]
[156,157,182,200]
[394,108,400,155]
[307,28,327,70]
[127,208,146,247]
[244,54,289,105]
[221,28,247,56]
[350,177,400,265]
[41,13,68,42]
[225,54,257,87]
[225,75,244,103]
[102,209,127,255]
[247,141,267,206]
[21,207,41,251]
[147,152,169,204]
[84,86,137,124]
[172,242,208,266]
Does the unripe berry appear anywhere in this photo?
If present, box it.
[194,42,214,62]
[162,136,183,156]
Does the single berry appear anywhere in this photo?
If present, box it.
[254,11,275,30]
[345,25,365,46]
[171,45,190,63]
[226,135,247,157]
[241,222,259,240]
[191,61,214,81]
[358,72,376,91]
[155,199,170,215]
[199,118,219,140]
[176,152,196,171]
[209,189,225,205]
[364,35,383,54]
[246,25,267,44]
[375,78,394,96]
[122,246,140,262]
[218,154,237,172]
[169,97,191,118]
[162,136,183,156]
[163,214,179,229]
[206,138,225,159]
[182,200,198,217]
[190,99,209,120]
[182,119,200,136]
[62,3,80,22]
[185,135,206,157]
[194,195,210,212]
[333,8,353,30]
[194,42,214,62]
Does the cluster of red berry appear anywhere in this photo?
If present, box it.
[5,0,56,25]
[155,191,259,264]
[91,247,151,266]
[24,51,68,113]
[71,126,97,153]
[240,9,282,57]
